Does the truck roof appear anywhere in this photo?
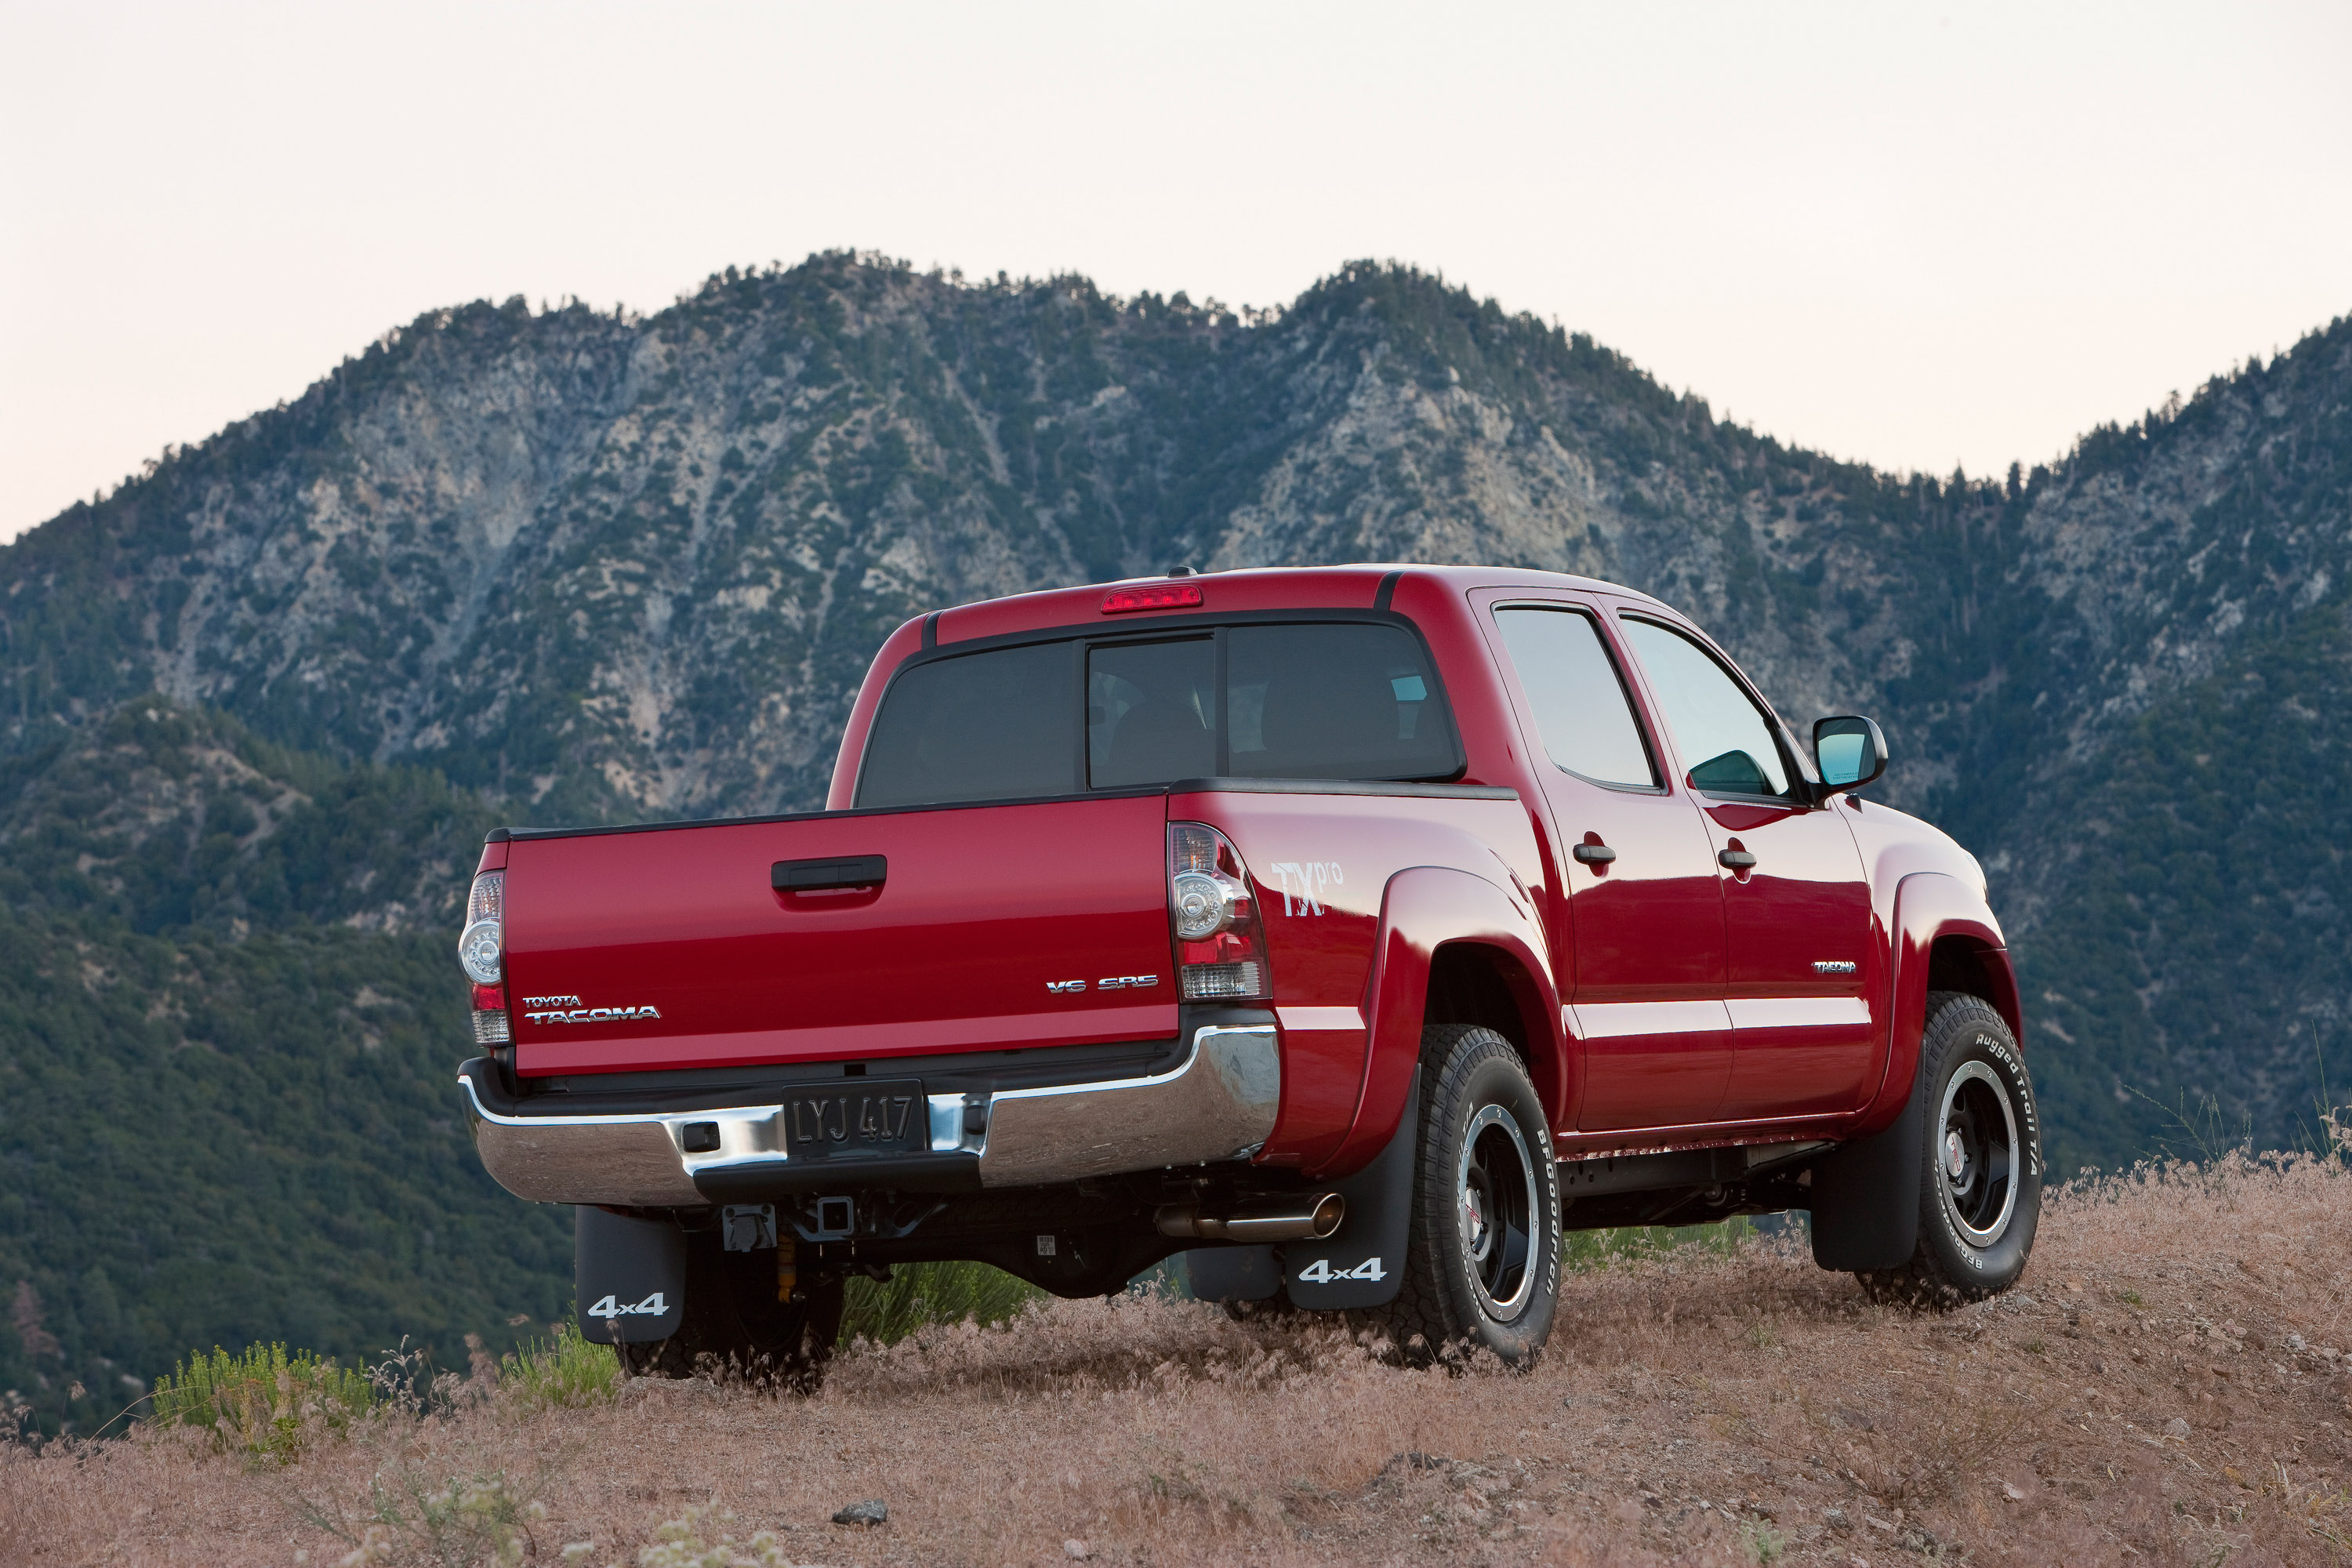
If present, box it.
[930,564,1675,644]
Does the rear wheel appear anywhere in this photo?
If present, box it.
[1367,1025,1561,1366]
[1858,991,2043,1308]
[618,1226,844,1385]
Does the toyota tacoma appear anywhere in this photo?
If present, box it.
[455,564,2041,1374]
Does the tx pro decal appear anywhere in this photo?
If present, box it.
[586,1291,668,1321]
[1267,860,1345,916]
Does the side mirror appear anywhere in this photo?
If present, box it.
[1813,715,1887,794]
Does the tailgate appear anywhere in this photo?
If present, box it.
[503,795,1177,1076]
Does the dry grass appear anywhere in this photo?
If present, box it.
[5,1156,2348,1567]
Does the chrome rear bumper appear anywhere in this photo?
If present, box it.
[458,1024,1279,1207]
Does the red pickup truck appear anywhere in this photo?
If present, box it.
[456,565,2040,1374]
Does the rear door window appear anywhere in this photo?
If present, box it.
[1492,607,1657,788]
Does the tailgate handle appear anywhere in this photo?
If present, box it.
[772,855,887,892]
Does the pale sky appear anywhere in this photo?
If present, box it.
[4,2,2348,541]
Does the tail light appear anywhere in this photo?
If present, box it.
[459,872,510,1044]
[470,985,511,1045]
[1169,823,1271,1002]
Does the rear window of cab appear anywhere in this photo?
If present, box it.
[856,620,1464,809]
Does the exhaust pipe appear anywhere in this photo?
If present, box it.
[1154,1192,1345,1243]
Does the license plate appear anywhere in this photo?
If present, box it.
[782,1079,927,1160]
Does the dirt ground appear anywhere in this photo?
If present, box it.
[6,1157,2348,1567]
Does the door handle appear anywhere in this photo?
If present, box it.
[1572,843,1617,865]
[773,855,887,891]
[1718,849,1757,870]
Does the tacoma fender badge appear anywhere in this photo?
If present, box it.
[1811,960,1858,975]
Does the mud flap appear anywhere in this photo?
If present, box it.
[1285,1069,1420,1310]
[575,1207,687,1343]
[1807,1058,1924,1272]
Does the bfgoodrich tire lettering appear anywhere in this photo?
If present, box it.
[1364,1025,1562,1366]
[1858,991,2044,1308]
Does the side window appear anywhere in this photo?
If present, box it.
[1089,639,1214,788]
[857,641,1077,808]
[1618,618,1795,800]
[1492,607,1657,788]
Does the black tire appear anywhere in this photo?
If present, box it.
[1365,1025,1562,1367]
[618,1227,844,1386]
[1857,991,2044,1308]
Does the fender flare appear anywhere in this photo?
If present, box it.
[1312,865,1560,1178]
[1849,871,2020,1139]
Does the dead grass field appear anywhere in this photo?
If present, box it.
[5,1157,2348,1567]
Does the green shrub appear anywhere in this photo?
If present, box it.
[303,1468,547,1568]
[148,1341,373,1459]
[495,1322,619,1409]
[838,1261,1040,1345]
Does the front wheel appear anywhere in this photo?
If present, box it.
[1858,991,2044,1308]
[1367,1025,1562,1366]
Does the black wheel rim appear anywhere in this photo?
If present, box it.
[1456,1104,1540,1321]
[1937,1061,2019,1247]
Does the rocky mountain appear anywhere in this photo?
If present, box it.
[2,253,2346,1432]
